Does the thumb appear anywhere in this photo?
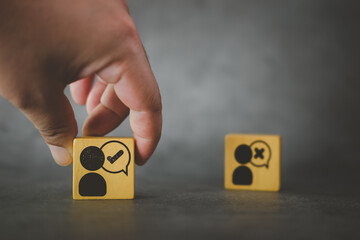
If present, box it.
[17,90,77,166]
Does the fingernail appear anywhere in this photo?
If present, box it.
[49,145,73,166]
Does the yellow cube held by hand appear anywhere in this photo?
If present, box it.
[225,134,281,191]
[73,137,134,199]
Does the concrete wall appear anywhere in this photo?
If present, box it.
[0,0,359,185]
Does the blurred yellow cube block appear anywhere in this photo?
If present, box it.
[73,137,134,199]
[225,134,281,191]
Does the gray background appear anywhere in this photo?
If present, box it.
[1,0,360,239]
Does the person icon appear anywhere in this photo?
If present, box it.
[232,144,253,185]
[79,146,107,196]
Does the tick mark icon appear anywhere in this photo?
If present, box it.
[107,150,124,164]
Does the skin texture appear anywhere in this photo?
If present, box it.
[0,0,162,166]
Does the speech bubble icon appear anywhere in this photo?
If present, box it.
[249,140,271,168]
[100,140,131,175]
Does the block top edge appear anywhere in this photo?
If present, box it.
[74,137,134,141]
[225,133,281,139]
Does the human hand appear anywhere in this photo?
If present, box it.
[0,0,162,166]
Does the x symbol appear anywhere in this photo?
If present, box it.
[254,148,264,159]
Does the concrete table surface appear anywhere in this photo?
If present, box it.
[0,164,359,240]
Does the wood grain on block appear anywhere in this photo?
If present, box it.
[225,134,281,191]
[73,137,134,199]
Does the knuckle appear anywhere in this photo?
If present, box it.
[15,92,45,112]
[114,12,138,39]
[152,92,162,112]
[110,14,142,52]
[122,17,138,38]
[39,125,77,146]
[147,90,162,113]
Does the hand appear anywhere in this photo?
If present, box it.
[0,0,162,166]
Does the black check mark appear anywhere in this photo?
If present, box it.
[106,150,124,164]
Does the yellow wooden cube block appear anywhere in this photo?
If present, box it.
[225,134,281,191]
[73,137,134,199]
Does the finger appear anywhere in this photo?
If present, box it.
[130,108,162,165]
[97,58,162,165]
[69,75,94,105]
[85,79,107,114]
[83,84,129,135]
[17,90,77,166]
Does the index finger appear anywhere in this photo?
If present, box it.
[84,52,162,165]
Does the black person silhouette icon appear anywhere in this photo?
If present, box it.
[233,144,253,185]
[79,146,107,196]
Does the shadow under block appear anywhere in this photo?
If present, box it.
[73,137,134,199]
[225,134,281,191]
